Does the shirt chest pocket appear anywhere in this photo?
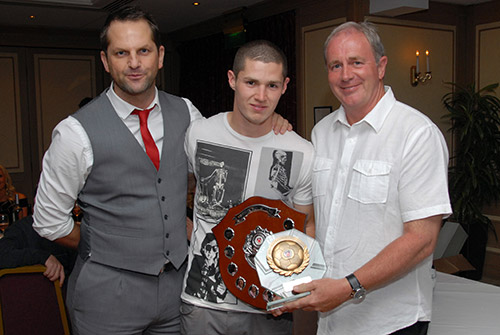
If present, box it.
[312,157,334,198]
[348,160,391,204]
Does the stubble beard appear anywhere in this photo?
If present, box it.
[116,73,156,97]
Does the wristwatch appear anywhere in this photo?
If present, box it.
[346,273,366,303]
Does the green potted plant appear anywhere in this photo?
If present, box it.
[442,82,500,280]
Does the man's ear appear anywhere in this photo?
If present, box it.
[100,51,110,73]
[282,77,290,94]
[158,45,165,70]
[228,70,236,90]
[377,55,388,80]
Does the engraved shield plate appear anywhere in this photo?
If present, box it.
[254,229,326,309]
[212,196,306,310]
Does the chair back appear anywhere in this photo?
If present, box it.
[0,265,70,335]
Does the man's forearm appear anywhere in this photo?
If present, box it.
[55,224,81,249]
[354,215,442,292]
[293,203,315,238]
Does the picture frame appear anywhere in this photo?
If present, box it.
[314,106,332,124]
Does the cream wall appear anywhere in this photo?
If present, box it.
[476,22,500,92]
[301,17,455,152]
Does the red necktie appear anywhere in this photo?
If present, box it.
[132,106,160,170]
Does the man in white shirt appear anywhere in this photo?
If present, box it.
[277,22,452,335]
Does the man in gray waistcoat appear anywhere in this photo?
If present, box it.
[32,6,202,334]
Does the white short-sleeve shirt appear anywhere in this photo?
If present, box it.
[311,87,452,335]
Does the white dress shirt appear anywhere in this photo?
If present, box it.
[33,84,202,241]
[312,87,452,335]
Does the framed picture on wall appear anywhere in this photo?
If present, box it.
[314,106,332,124]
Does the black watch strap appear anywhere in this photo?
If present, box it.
[346,273,362,290]
[346,273,366,302]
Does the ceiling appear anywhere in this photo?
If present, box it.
[0,0,493,33]
[436,0,490,4]
[0,0,266,32]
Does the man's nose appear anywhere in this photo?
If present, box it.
[128,53,140,68]
[341,65,353,81]
[255,86,266,101]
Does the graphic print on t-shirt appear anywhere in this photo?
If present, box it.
[268,149,293,195]
[254,147,304,205]
[184,232,229,303]
[194,141,251,223]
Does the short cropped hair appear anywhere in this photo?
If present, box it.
[323,21,385,65]
[232,40,288,79]
[100,6,161,54]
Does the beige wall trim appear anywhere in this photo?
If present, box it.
[486,246,500,254]
[366,16,456,32]
[0,52,24,172]
[476,21,500,90]
[486,214,500,222]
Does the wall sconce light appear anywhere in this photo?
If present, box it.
[411,50,432,86]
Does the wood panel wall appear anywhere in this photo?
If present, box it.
[0,53,24,173]
[33,54,97,161]
[0,25,103,202]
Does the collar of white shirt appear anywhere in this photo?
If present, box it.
[106,82,161,120]
[334,86,396,133]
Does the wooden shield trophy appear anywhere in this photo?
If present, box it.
[212,196,306,310]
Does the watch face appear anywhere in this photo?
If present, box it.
[353,288,366,302]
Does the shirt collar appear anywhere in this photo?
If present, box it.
[332,86,395,133]
[106,82,160,120]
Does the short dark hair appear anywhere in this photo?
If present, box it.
[100,6,161,54]
[232,40,288,79]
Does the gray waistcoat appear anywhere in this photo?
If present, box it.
[73,90,189,275]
